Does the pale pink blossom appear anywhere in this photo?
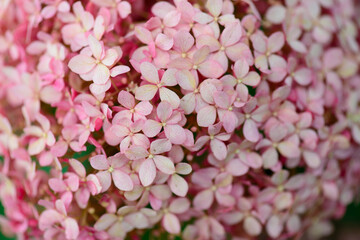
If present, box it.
[90,153,134,192]
[143,101,186,144]
[135,62,180,108]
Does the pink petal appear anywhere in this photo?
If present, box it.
[303,150,321,168]
[111,65,130,77]
[268,32,285,53]
[150,139,172,155]
[93,64,110,85]
[251,33,267,53]
[90,155,109,170]
[226,159,249,176]
[135,101,153,117]
[102,48,119,67]
[68,55,96,74]
[153,155,175,174]
[175,163,192,175]
[28,138,46,156]
[139,159,157,186]
[134,26,153,44]
[265,5,286,24]
[234,59,250,79]
[75,188,90,208]
[155,33,173,51]
[226,43,254,63]
[243,119,260,142]
[161,69,177,86]
[198,60,224,78]
[266,215,283,239]
[206,0,222,17]
[220,22,242,47]
[125,146,149,160]
[159,87,180,109]
[221,111,238,133]
[135,84,158,101]
[112,170,134,191]
[157,101,173,122]
[278,141,300,158]
[164,124,186,144]
[140,62,159,84]
[118,90,135,109]
[323,48,343,70]
[177,70,197,91]
[173,30,194,53]
[143,120,162,138]
[196,34,221,52]
[180,93,196,114]
[49,178,67,192]
[96,171,112,192]
[242,71,261,86]
[262,147,278,169]
[163,213,181,234]
[193,189,214,210]
[39,209,63,230]
[88,35,103,60]
[94,213,117,231]
[197,105,216,127]
[244,216,262,236]
[163,10,181,27]
[169,174,189,197]
[117,1,131,18]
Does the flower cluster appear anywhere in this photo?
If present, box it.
[0,0,360,239]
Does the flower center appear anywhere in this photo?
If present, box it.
[108,166,114,173]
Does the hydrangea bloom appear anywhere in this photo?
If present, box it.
[0,0,360,239]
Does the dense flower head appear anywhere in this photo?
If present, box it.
[0,0,360,239]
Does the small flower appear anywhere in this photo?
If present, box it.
[90,153,134,192]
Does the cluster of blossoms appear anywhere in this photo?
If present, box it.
[0,0,360,239]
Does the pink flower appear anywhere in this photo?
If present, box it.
[135,62,180,108]
[194,0,236,38]
[114,90,153,121]
[24,114,56,156]
[239,98,270,143]
[90,0,131,19]
[251,32,287,82]
[160,198,190,234]
[104,117,150,152]
[143,101,186,144]
[69,159,102,208]
[168,162,192,197]
[222,59,261,106]
[169,46,224,79]
[39,199,79,240]
[68,35,129,95]
[94,206,156,238]
[125,139,175,186]
[256,121,301,169]
[176,70,206,114]
[90,153,134,192]
[197,21,253,68]
[192,168,235,210]
[193,123,231,160]
[41,0,70,19]
[48,173,79,206]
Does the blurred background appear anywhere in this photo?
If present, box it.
[0,201,359,240]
